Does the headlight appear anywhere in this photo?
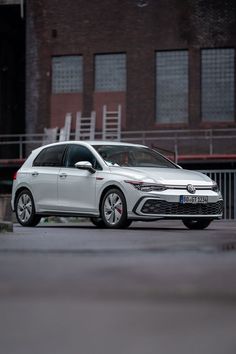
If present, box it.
[124,180,167,192]
[212,182,219,193]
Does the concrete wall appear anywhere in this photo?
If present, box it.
[0,194,13,221]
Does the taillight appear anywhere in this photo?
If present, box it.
[13,171,18,180]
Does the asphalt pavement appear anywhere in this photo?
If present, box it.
[0,219,236,354]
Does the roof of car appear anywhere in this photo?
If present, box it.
[36,140,146,150]
[81,140,145,147]
[30,141,148,156]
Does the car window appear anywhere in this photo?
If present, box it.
[64,144,102,170]
[93,145,176,168]
[33,145,66,167]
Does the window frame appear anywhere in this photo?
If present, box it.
[33,144,67,167]
[201,47,235,122]
[155,49,189,124]
[94,52,127,92]
[51,55,83,94]
[63,144,102,170]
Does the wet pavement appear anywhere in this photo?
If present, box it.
[0,220,236,354]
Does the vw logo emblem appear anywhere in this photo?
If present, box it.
[186,184,196,194]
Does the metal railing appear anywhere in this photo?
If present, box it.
[121,129,236,162]
[1,128,236,161]
[0,133,45,160]
[200,170,236,220]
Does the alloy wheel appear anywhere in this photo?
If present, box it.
[17,193,33,223]
[101,189,128,228]
[104,192,123,225]
[15,189,41,227]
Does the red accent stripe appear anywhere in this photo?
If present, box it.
[178,154,236,161]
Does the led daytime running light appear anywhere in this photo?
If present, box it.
[124,180,166,192]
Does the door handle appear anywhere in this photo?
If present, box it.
[59,173,67,178]
[32,171,39,177]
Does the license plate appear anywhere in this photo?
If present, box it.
[180,196,208,204]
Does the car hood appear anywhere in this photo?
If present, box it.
[109,166,212,185]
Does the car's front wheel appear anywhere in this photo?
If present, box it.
[101,188,128,229]
[15,189,41,227]
[182,218,212,230]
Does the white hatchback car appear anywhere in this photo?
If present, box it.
[12,141,223,229]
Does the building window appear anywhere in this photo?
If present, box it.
[52,56,83,93]
[201,48,234,121]
[95,53,126,91]
[156,50,188,123]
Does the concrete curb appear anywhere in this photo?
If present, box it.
[0,221,13,233]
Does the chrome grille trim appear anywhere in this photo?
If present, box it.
[165,185,213,190]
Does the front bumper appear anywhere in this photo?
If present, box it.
[133,197,223,218]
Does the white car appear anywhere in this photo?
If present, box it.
[11,141,223,229]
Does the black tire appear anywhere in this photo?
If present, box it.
[100,188,128,229]
[91,217,132,229]
[90,217,106,228]
[182,218,212,230]
[122,219,133,228]
[15,189,41,227]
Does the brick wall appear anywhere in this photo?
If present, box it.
[26,0,236,134]
[50,93,83,129]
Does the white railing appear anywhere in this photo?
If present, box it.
[1,128,236,161]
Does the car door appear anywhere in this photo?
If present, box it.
[30,144,66,211]
[57,144,100,213]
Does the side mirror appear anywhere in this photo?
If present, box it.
[74,161,96,174]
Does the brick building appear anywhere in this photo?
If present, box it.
[25,0,236,134]
[1,0,236,201]
[0,0,236,165]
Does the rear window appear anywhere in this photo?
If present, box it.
[33,145,66,167]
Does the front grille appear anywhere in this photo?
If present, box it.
[140,199,223,216]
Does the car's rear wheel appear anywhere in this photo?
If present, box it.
[182,218,212,230]
[15,189,41,227]
[101,188,128,229]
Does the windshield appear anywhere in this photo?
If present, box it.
[93,145,177,169]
